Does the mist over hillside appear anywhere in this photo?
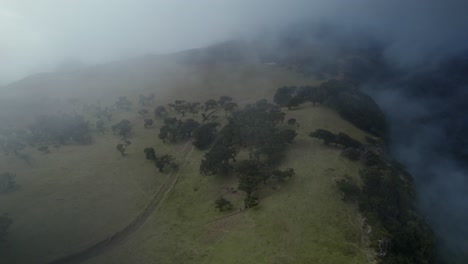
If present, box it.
[2,1,468,263]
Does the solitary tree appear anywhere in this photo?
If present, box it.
[144,147,156,161]
[116,143,126,156]
[155,154,176,172]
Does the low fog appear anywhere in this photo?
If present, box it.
[2,0,468,85]
[2,0,468,263]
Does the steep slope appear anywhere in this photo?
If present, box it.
[0,42,432,264]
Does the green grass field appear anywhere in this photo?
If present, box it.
[0,63,375,263]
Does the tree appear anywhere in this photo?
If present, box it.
[200,142,238,176]
[223,102,238,113]
[181,119,200,137]
[96,120,105,134]
[115,96,132,111]
[0,214,12,241]
[116,144,126,156]
[236,160,269,198]
[144,119,154,128]
[138,109,149,116]
[287,118,297,126]
[112,119,132,139]
[218,96,233,106]
[271,168,295,183]
[144,147,156,161]
[155,154,176,172]
[336,132,362,148]
[279,129,297,144]
[286,96,303,110]
[309,129,336,145]
[273,86,296,106]
[154,106,167,118]
[204,99,218,111]
[215,197,233,211]
[0,172,17,193]
[192,122,219,150]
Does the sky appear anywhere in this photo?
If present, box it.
[2,0,468,85]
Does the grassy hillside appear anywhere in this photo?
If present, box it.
[0,57,377,263]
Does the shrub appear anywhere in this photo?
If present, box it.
[341,148,361,161]
[215,197,233,212]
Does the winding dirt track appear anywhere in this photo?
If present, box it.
[48,141,194,264]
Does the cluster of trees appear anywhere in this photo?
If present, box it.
[333,145,436,263]
[309,129,362,148]
[236,159,295,208]
[138,94,155,106]
[198,100,296,208]
[112,119,132,139]
[0,214,12,242]
[115,96,132,111]
[143,147,177,172]
[273,80,387,137]
[158,117,200,143]
[30,114,92,145]
[0,172,17,193]
[192,122,219,150]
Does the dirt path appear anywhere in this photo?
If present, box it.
[47,109,220,264]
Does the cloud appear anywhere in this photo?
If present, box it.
[1,0,468,83]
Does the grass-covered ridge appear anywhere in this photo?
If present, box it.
[0,60,434,264]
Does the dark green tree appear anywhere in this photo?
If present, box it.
[144,147,156,161]
[0,214,12,241]
[0,172,17,193]
[215,197,233,211]
[204,99,218,111]
[115,96,132,111]
[273,86,296,106]
[112,119,132,139]
[309,129,336,145]
[116,144,126,156]
[154,106,167,118]
[218,96,233,106]
[192,122,219,150]
[155,154,176,172]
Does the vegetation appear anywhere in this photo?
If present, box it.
[214,197,233,212]
[154,106,167,118]
[30,114,92,145]
[192,122,219,150]
[112,119,132,139]
[0,214,12,242]
[357,167,436,263]
[144,147,156,161]
[274,80,387,137]
[154,154,177,172]
[116,144,126,156]
[204,99,218,111]
[158,118,200,143]
[309,129,362,149]
[115,96,132,111]
[0,172,17,193]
